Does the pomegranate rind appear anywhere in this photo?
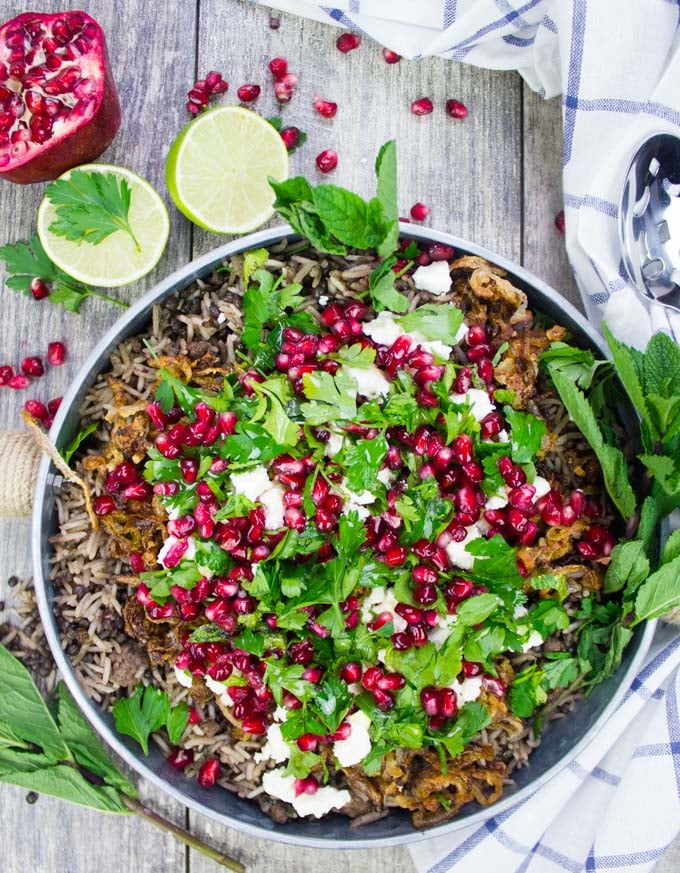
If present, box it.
[0,11,121,184]
[37,163,169,287]
[165,106,289,234]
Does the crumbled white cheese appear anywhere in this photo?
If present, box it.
[362,310,453,361]
[428,612,459,649]
[254,723,290,764]
[521,630,544,652]
[360,586,407,632]
[412,260,452,296]
[344,364,392,399]
[273,705,288,723]
[205,676,232,705]
[324,432,344,458]
[333,711,372,767]
[158,535,196,568]
[449,676,483,705]
[318,294,329,306]
[261,769,351,818]
[486,487,509,510]
[230,466,285,529]
[450,388,495,423]
[376,467,397,487]
[445,524,483,571]
[532,476,552,500]
[174,666,193,688]
[513,605,529,619]
[497,428,510,443]
[230,466,272,502]
[340,483,377,520]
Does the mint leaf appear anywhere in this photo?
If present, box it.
[312,185,388,250]
[604,540,650,594]
[601,324,651,443]
[548,369,636,520]
[643,332,680,398]
[0,645,71,763]
[368,257,410,313]
[528,599,569,636]
[510,665,547,717]
[243,247,269,288]
[61,422,98,464]
[539,342,609,390]
[373,140,399,256]
[662,529,680,565]
[634,555,680,622]
[528,572,569,601]
[397,303,463,344]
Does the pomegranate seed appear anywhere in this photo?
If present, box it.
[336,32,361,53]
[428,243,454,261]
[274,72,298,103]
[420,686,439,716]
[8,374,31,389]
[0,365,13,385]
[466,324,488,346]
[29,277,50,299]
[313,96,338,118]
[481,676,505,697]
[411,97,433,116]
[331,721,352,741]
[477,358,494,383]
[555,210,565,234]
[237,83,260,102]
[269,57,287,78]
[302,666,323,684]
[296,733,320,752]
[21,356,44,377]
[410,202,430,221]
[316,149,338,173]
[382,48,401,63]
[23,399,48,421]
[445,99,469,119]
[93,495,116,516]
[294,775,319,796]
[340,662,361,683]
[279,126,301,150]
[439,688,458,718]
[452,434,474,465]
[413,584,438,606]
[373,688,394,710]
[47,341,66,366]
[362,666,383,691]
[189,707,202,725]
[480,412,504,439]
[123,481,151,501]
[467,344,492,362]
[242,716,266,735]
[391,631,412,650]
[377,672,405,691]
[384,545,407,567]
[412,566,438,586]
[197,758,221,787]
[167,748,194,769]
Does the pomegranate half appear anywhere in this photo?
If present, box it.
[0,10,121,184]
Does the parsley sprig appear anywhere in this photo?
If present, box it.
[0,234,127,312]
[45,169,142,251]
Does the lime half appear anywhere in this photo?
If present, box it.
[37,164,170,288]
[165,106,289,234]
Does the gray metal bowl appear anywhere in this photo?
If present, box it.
[31,224,655,849]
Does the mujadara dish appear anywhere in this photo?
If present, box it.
[48,230,642,830]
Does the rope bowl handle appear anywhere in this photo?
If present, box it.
[0,430,42,517]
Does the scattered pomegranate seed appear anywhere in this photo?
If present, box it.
[410,202,430,221]
[167,748,194,769]
[186,71,227,115]
[29,277,50,300]
[237,83,261,103]
[336,32,361,53]
[269,57,288,79]
[47,341,66,366]
[8,374,30,390]
[197,758,221,787]
[313,95,338,118]
[411,97,433,116]
[21,356,44,377]
[23,399,48,421]
[382,48,401,63]
[274,73,298,103]
[445,99,469,119]
[269,15,280,29]
[47,396,63,415]
[0,365,14,385]
[555,210,565,234]
[93,495,116,516]
[316,149,338,173]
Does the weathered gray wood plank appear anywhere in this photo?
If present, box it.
[0,0,195,870]
[521,86,580,309]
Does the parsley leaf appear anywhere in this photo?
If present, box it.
[343,434,388,492]
[503,406,547,464]
[397,304,463,343]
[300,369,358,424]
[45,170,142,251]
[112,684,187,755]
[329,343,376,369]
[0,234,125,313]
[367,256,410,313]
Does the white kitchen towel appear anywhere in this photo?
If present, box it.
[409,623,680,873]
[253,0,680,346]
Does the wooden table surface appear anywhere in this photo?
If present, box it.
[0,2,677,872]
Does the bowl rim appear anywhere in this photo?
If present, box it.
[31,222,656,848]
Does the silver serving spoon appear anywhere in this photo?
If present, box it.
[619,132,680,315]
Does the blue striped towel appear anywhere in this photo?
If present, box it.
[252,0,680,345]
